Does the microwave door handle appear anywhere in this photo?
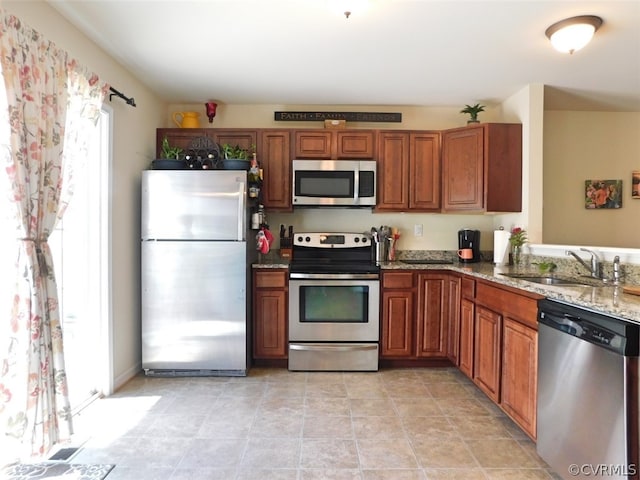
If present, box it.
[354,170,359,203]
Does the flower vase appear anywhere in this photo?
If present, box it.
[512,245,522,266]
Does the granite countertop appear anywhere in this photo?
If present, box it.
[252,253,640,324]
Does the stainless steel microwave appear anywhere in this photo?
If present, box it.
[292,159,377,207]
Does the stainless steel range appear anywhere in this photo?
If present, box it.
[288,232,380,371]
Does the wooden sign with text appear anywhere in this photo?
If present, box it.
[274,111,402,123]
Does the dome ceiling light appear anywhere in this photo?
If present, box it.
[545,15,603,54]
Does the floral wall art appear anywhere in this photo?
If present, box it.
[633,171,640,199]
[585,179,622,209]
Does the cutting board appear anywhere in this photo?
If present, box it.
[622,285,640,296]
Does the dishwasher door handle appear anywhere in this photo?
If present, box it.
[540,311,583,335]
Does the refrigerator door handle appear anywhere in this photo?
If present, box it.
[237,181,245,241]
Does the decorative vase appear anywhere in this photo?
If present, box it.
[512,245,522,266]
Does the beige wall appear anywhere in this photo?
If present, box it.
[543,111,640,248]
[3,2,167,389]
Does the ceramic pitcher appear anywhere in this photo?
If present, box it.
[173,111,201,128]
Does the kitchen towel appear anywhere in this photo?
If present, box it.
[493,229,511,265]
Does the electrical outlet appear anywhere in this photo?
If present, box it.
[414,224,423,237]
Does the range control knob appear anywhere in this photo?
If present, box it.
[361,237,368,243]
[354,237,360,243]
[297,236,304,243]
[305,236,311,243]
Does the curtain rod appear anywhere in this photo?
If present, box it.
[109,86,136,107]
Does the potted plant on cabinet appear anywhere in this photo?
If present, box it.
[460,103,485,124]
[152,137,185,170]
[221,143,255,170]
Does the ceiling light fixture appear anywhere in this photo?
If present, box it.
[328,0,371,19]
[545,15,603,54]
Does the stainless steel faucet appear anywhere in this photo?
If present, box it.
[612,255,622,284]
[566,248,601,278]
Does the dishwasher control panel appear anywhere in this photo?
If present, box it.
[538,299,639,356]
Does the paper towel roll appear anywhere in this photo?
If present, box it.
[493,230,511,265]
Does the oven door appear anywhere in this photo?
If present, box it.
[288,274,380,342]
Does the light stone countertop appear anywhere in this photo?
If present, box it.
[252,253,640,324]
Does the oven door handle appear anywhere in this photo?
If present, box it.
[289,272,379,280]
[289,343,378,352]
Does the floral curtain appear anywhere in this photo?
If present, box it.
[0,11,107,457]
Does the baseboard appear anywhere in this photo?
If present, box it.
[113,362,142,392]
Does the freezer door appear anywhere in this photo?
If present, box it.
[142,170,246,241]
[142,240,248,373]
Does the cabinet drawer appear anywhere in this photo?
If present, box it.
[255,270,287,289]
[461,277,475,299]
[383,272,414,289]
[476,281,539,329]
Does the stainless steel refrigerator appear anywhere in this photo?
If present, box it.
[141,170,256,376]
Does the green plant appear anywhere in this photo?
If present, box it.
[509,227,527,247]
[460,103,486,122]
[534,261,557,275]
[161,137,183,159]
[222,143,256,160]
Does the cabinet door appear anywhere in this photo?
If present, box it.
[213,129,258,152]
[409,132,441,211]
[336,131,375,159]
[156,128,213,158]
[416,273,447,358]
[501,317,537,439]
[376,131,409,210]
[294,131,333,159]
[459,298,475,378]
[253,289,287,358]
[442,126,484,211]
[260,130,291,210]
[381,289,414,357]
[474,305,502,402]
[253,270,288,359]
[446,275,461,364]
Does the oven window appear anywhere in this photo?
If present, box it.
[296,171,354,198]
[299,285,368,323]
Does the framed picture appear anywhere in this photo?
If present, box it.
[633,171,640,199]
[585,179,622,209]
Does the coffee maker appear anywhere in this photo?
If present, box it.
[458,229,481,263]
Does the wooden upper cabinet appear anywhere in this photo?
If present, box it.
[259,130,291,210]
[156,128,258,159]
[442,123,522,212]
[156,128,214,157]
[294,130,374,159]
[212,129,258,152]
[377,131,440,212]
[376,131,410,210]
[409,132,441,211]
[336,131,375,159]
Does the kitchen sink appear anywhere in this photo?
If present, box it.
[499,273,595,287]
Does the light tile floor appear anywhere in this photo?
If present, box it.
[68,367,562,480]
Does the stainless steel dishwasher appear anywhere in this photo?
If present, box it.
[537,298,639,480]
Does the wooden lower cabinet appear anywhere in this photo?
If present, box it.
[473,305,502,403]
[501,316,538,439]
[446,275,461,364]
[458,297,475,378]
[253,270,288,359]
[381,271,450,360]
[381,272,415,357]
[416,273,448,357]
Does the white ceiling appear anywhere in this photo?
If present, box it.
[49,0,640,111]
